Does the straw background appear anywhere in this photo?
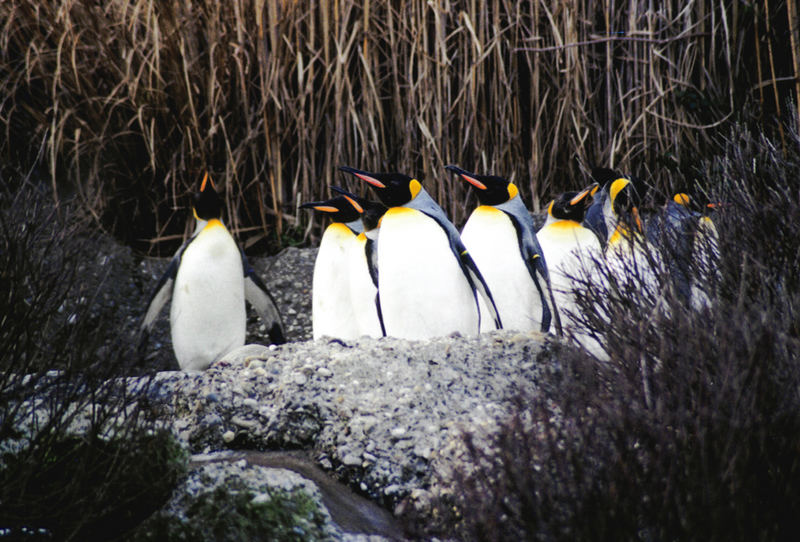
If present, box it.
[1,1,798,254]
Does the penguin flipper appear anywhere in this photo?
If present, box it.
[458,247,503,330]
[242,253,286,345]
[410,191,503,330]
[140,252,180,333]
[365,238,379,288]
[499,205,554,333]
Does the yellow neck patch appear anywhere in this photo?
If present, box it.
[386,206,417,217]
[203,218,226,231]
[475,205,504,216]
[507,183,519,200]
[409,179,422,200]
[548,219,580,230]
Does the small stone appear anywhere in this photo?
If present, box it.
[243,398,259,409]
[363,452,377,463]
[222,430,235,443]
[232,416,256,429]
[390,427,407,438]
[293,373,307,386]
[342,453,361,466]
[317,367,332,378]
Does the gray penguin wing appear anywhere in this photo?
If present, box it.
[409,190,503,330]
[241,251,287,345]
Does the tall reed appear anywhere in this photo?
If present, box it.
[0,1,796,253]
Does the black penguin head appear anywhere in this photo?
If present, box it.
[330,186,388,232]
[609,177,643,231]
[338,166,422,207]
[549,183,597,221]
[300,194,363,224]
[445,165,518,206]
[193,173,223,221]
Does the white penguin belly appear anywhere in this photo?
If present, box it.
[378,208,477,339]
[170,221,246,371]
[312,224,360,340]
[348,235,383,337]
[538,222,603,312]
[461,207,541,332]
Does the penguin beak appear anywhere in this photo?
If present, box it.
[300,201,339,213]
[342,195,364,214]
[445,165,487,190]
[632,206,643,232]
[311,205,340,213]
[200,172,216,192]
[569,183,597,206]
[339,166,386,189]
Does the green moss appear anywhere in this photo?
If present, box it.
[131,484,329,542]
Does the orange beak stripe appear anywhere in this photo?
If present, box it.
[632,207,643,232]
[313,205,340,213]
[343,195,364,214]
[354,172,386,188]
[569,184,596,206]
[460,174,487,190]
[201,172,216,191]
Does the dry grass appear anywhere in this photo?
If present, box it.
[0,1,797,253]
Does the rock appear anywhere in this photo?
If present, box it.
[141,329,552,532]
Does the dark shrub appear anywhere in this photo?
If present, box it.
[427,124,800,541]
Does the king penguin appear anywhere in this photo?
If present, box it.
[330,186,388,338]
[537,184,603,325]
[301,193,367,340]
[602,173,663,300]
[338,166,502,339]
[445,165,553,334]
[647,192,719,309]
[583,168,614,247]
[141,173,286,371]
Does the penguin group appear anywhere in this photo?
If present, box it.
[142,165,720,370]
[304,165,720,350]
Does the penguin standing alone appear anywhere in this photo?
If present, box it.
[446,165,553,333]
[141,173,285,371]
[339,166,502,339]
[301,193,366,340]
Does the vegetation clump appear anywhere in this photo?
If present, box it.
[131,480,329,542]
[0,178,186,541]
[421,125,800,541]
